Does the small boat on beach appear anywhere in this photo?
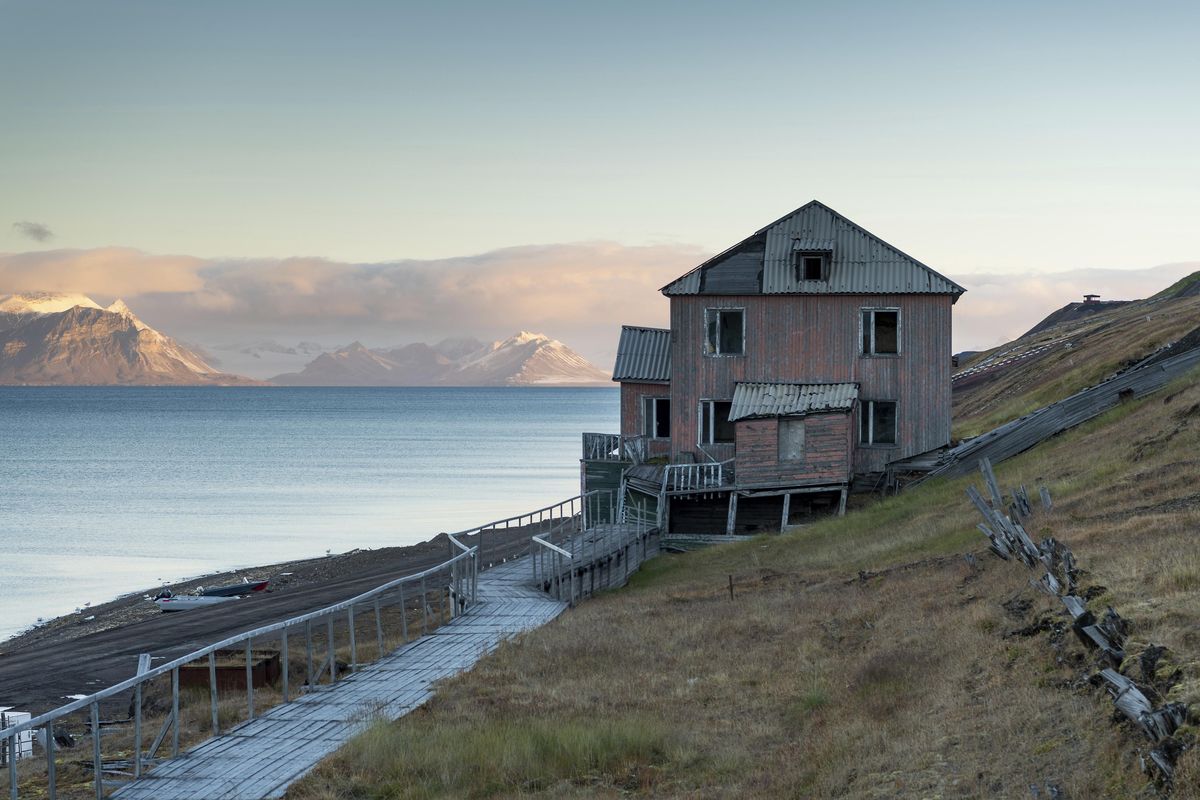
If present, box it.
[153,594,237,613]
[200,579,269,597]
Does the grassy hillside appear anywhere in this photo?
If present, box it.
[290,367,1200,798]
[288,298,1200,799]
[953,292,1200,439]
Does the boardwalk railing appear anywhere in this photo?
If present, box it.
[446,495,586,569]
[530,489,658,605]
[662,459,734,493]
[2,491,619,799]
[3,538,479,800]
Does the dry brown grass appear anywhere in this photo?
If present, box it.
[286,371,1200,799]
[953,294,1200,439]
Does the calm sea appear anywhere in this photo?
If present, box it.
[0,387,618,641]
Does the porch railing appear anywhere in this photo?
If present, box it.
[581,432,650,465]
[662,459,734,492]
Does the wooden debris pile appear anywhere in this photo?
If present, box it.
[967,457,1193,787]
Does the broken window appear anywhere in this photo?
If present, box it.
[794,251,829,281]
[704,308,744,356]
[860,400,898,446]
[861,308,900,355]
[642,396,671,439]
[700,400,735,444]
[778,418,806,462]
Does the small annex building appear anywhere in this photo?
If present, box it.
[582,200,965,534]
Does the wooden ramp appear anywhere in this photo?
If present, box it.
[111,557,565,800]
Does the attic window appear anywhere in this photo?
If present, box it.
[794,251,829,282]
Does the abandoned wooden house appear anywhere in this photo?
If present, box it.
[582,200,965,534]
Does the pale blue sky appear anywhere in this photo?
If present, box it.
[3,0,1198,273]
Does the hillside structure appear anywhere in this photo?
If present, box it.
[582,200,965,534]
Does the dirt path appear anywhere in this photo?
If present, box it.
[0,529,534,715]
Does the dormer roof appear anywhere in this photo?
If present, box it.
[661,200,965,301]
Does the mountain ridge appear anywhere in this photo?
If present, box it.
[0,293,259,385]
[270,332,611,387]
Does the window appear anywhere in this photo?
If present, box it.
[642,397,671,439]
[778,418,806,462]
[860,400,897,446]
[699,400,735,444]
[861,308,900,355]
[794,251,829,281]
[704,308,744,356]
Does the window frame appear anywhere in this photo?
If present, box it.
[703,307,746,357]
[641,396,671,440]
[793,250,830,282]
[859,399,899,447]
[860,306,902,357]
[698,398,735,445]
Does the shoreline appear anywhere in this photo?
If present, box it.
[0,526,535,714]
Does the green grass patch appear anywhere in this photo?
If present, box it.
[312,716,682,799]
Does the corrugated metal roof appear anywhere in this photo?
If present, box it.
[612,326,671,383]
[729,381,858,421]
[662,201,965,300]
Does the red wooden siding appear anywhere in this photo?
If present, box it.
[735,413,851,487]
[619,381,672,458]
[669,294,952,475]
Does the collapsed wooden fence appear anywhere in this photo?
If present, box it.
[967,458,1191,787]
[919,340,1200,482]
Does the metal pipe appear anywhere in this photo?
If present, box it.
[327,616,337,683]
[281,629,289,702]
[171,667,180,757]
[133,682,143,778]
[46,720,55,799]
[209,652,219,734]
[399,584,408,642]
[246,639,254,720]
[90,702,102,800]
[373,597,384,657]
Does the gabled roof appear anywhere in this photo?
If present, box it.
[728,382,858,422]
[661,201,965,300]
[612,326,671,383]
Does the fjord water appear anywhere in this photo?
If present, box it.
[0,387,618,642]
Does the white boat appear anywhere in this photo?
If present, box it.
[154,595,238,612]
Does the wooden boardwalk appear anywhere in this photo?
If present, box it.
[111,557,565,800]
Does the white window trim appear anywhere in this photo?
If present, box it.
[860,399,899,447]
[703,307,746,357]
[860,306,902,357]
[642,396,670,440]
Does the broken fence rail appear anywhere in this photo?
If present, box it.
[967,457,1190,784]
[921,343,1200,481]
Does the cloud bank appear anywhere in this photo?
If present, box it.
[1,244,1196,376]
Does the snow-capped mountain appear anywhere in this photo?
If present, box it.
[0,293,257,385]
[270,332,610,386]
